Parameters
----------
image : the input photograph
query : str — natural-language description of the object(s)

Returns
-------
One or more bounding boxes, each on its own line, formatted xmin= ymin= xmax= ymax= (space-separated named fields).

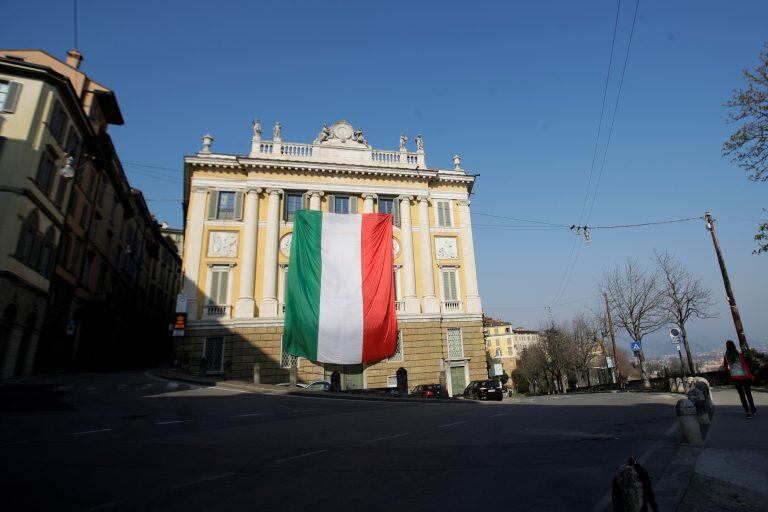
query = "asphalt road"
xmin=0 ymin=372 xmax=683 ymax=512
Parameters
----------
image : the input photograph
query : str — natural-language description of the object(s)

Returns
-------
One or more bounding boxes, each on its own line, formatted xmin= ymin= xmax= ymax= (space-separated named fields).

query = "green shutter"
xmin=327 ymin=194 xmax=335 ymax=213
xmin=350 ymin=195 xmax=358 ymax=214
xmin=4 ymin=82 xmax=22 ymax=113
xmin=393 ymin=199 xmax=400 ymax=226
xmin=302 ymin=192 xmax=308 ymax=210
xmin=209 ymin=271 xmax=220 ymax=304
xmin=234 ymin=191 xmax=244 ymax=220
xmin=207 ymin=191 xmax=218 ymax=220
xmin=219 ymin=270 xmax=229 ymax=304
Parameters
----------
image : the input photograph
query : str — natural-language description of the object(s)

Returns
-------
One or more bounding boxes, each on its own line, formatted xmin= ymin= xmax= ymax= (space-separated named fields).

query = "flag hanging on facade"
xmin=283 ymin=210 xmax=398 ymax=364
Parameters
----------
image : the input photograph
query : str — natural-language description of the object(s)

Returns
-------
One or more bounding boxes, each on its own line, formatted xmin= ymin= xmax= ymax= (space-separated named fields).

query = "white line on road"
xmin=155 ymin=420 xmax=192 ymax=425
xmin=275 ymin=449 xmax=327 ymax=463
xmin=489 ymin=413 xmax=509 ymax=418
xmin=170 ymin=472 xmax=236 ymax=490
xmin=232 ymin=413 xmax=266 ymax=418
xmin=364 ymin=433 xmax=409 ymax=443
xmin=71 ymin=429 xmax=112 ymax=436
xmin=437 ymin=420 xmax=468 ymax=429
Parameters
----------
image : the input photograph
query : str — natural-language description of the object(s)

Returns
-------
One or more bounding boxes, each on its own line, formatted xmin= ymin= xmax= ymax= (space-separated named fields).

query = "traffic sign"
xmin=669 ymin=328 xmax=682 ymax=344
xmin=631 ymin=341 xmax=642 ymax=352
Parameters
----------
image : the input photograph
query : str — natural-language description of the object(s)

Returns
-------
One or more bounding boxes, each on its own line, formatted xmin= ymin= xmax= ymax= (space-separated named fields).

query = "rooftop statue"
xmin=316 ymin=123 xmax=331 ymax=143
xmin=273 ymin=121 xmax=282 ymax=140
xmin=252 ymin=118 xmax=262 ymax=140
xmin=400 ymin=132 xmax=408 ymax=151
xmin=415 ymin=134 xmax=424 ymax=151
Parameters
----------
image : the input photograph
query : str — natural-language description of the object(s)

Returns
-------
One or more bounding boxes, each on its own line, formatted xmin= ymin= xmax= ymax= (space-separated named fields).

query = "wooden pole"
xmin=604 ymin=292 xmax=620 ymax=382
xmin=704 ymin=212 xmax=749 ymax=350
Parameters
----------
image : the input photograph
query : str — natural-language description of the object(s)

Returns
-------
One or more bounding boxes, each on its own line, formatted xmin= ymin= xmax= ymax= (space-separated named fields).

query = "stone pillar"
xmin=0 ymin=327 xmax=24 ymax=379
xmin=21 ymin=332 xmax=40 ymax=376
xmin=457 ymin=199 xmax=482 ymax=314
xmin=182 ymin=187 xmax=208 ymax=320
xmin=308 ymin=190 xmax=324 ymax=211
xmin=234 ymin=187 xmax=262 ymax=318
xmin=259 ymin=188 xmax=283 ymax=317
xmin=417 ymin=195 xmax=439 ymax=313
xmin=362 ymin=193 xmax=376 ymax=214
xmin=398 ymin=196 xmax=420 ymax=314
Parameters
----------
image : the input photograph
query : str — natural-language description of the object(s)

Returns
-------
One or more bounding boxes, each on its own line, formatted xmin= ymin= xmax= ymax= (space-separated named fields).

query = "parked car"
xmin=463 ymin=380 xmax=504 ymax=401
xmin=410 ymin=384 xmax=443 ymax=398
xmin=304 ymin=380 xmax=331 ymax=391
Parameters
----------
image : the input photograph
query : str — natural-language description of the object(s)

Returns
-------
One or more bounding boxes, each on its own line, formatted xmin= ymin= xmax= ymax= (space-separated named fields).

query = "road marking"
xmin=275 ymin=449 xmax=327 ymax=463
xmin=155 ymin=420 xmax=192 ymax=425
xmin=71 ymin=429 xmax=112 ymax=436
xmin=437 ymin=420 xmax=467 ymax=429
xmin=233 ymin=413 xmax=265 ymax=418
xmin=365 ymin=433 xmax=409 ymax=443
xmin=170 ymin=472 xmax=235 ymax=490
xmin=0 ymin=440 xmax=28 ymax=447
xmin=489 ymin=413 xmax=509 ymax=418
xmin=83 ymin=501 xmax=119 ymax=511
xmin=291 ymin=409 xmax=313 ymax=413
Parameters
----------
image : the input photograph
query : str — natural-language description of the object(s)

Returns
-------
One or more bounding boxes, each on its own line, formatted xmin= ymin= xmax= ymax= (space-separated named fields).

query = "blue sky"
xmin=4 ymin=1 xmax=767 ymax=356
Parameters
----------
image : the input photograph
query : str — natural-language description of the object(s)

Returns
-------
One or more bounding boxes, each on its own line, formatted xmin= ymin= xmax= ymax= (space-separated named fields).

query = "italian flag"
xmin=283 ymin=210 xmax=399 ymax=364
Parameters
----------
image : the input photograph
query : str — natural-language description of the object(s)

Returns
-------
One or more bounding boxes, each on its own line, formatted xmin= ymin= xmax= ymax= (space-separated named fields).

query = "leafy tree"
xmin=723 ymin=43 xmax=768 ymax=254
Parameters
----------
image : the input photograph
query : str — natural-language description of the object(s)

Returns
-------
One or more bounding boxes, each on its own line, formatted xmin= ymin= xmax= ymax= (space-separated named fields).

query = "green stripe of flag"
xmin=283 ymin=209 xmax=322 ymax=361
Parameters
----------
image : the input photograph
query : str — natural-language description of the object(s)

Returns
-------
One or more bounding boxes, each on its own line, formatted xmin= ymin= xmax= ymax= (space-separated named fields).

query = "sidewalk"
xmin=662 ymin=388 xmax=768 ymax=512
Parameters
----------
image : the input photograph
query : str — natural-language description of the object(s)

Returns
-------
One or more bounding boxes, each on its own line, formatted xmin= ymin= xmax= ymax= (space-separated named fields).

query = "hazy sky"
xmin=4 ymin=1 xmax=766 ymax=356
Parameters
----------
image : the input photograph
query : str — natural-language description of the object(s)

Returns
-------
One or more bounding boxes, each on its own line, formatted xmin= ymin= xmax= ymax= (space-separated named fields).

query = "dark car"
xmin=410 ymin=384 xmax=443 ymax=398
xmin=463 ymin=380 xmax=504 ymax=401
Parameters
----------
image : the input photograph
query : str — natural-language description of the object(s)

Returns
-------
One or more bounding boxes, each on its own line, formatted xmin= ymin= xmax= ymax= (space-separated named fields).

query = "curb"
xmin=653 ymin=445 xmax=703 ymax=511
xmin=150 ymin=369 xmax=476 ymax=405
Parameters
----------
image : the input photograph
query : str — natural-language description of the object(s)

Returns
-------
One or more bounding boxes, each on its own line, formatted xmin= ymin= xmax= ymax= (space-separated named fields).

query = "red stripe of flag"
xmin=360 ymin=213 xmax=399 ymax=363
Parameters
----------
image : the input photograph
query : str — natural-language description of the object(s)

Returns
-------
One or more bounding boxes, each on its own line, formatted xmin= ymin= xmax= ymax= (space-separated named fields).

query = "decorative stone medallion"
xmin=208 ymin=231 xmax=238 ymax=258
xmin=280 ymin=233 xmax=293 ymax=257
xmin=332 ymin=121 xmax=354 ymax=142
xmin=435 ymin=237 xmax=458 ymax=259
xmin=392 ymin=237 xmax=401 ymax=258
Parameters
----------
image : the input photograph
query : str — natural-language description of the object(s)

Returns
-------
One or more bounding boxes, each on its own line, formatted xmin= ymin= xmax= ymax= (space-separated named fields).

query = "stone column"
xmin=21 ymin=332 xmax=40 ymax=376
xmin=234 ymin=187 xmax=262 ymax=318
xmin=259 ymin=188 xmax=283 ymax=317
xmin=458 ymin=199 xmax=482 ymax=314
xmin=308 ymin=190 xmax=324 ymax=211
xmin=0 ymin=327 xmax=24 ymax=379
xmin=398 ymin=196 xmax=420 ymax=314
xmin=181 ymin=187 xmax=208 ymax=320
xmin=362 ymin=193 xmax=376 ymax=214
xmin=417 ymin=195 xmax=440 ymax=313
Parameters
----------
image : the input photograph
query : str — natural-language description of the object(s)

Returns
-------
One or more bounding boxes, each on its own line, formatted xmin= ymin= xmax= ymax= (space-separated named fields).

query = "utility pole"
xmin=604 ymin=292 xmax=620 ymax=383
xmin=704 ymin=212 xmax=749 ymax=350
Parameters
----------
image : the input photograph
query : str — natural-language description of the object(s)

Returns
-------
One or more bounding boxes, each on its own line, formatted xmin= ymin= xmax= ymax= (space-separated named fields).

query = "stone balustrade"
xmin=250 ymin=140 xmax=425 ymax=169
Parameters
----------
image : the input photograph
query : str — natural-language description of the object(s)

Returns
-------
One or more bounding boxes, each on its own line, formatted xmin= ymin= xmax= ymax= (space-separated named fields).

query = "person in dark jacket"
xmin=723 ymin=339 xmax=757 ymax=418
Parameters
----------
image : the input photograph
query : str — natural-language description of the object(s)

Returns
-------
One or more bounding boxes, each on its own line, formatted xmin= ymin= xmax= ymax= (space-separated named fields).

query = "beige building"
xmin=175 ymin=120 xmax=485 ymax=395
xmin=484 ymin=318 xmax=541 ymax=379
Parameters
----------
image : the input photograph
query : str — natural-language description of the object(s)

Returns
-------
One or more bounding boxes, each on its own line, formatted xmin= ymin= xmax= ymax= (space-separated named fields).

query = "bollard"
xmin=676 ymin=398 xmax=703 ymax=445
xmin=669 ymin=378 xmax=676 ymax=392
xmin=611 ymin=457 xmax=658 ymax=512
xmin=675 ymin=377 xmax=685 ymax=394
xmin=686 ymin=377 xmax=695 ymax=391
xmin=694 ymin=380 xmax=714 ymax=420
xmin=253 ymin=361 xmax=261 ymax=384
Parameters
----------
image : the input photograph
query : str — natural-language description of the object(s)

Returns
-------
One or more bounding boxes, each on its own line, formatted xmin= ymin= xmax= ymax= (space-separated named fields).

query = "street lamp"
xmin=59 ymin=155 xmax=76 ymax=180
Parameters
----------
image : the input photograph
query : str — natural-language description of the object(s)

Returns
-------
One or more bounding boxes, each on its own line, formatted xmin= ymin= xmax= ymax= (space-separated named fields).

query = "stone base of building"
xmin=0 ymin=274 xmax=47 ymax=380
xmin=174 ymin=315 xmax=486 ymax=396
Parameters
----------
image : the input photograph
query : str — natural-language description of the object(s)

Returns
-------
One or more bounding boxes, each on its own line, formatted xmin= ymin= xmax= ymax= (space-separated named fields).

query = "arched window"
xmin=36 ymin=227 xmax=56 ymax=276
xmin=16 ymin=210 xmax=40 ymax=266
xmin=495 ymin=348 xmax=502 ymax=358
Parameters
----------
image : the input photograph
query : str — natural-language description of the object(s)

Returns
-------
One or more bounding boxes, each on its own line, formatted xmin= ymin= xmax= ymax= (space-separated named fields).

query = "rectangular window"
xmin=49 ymin=101 xmax=68 ymax=143
xmin=441 ymin=268 xmax=459 ymax=301
xmin=387 ymin=375 xmax=398 ymax=388
xmin=507 ymin=347 xmax=514 ymax=357
xmin=79 ymin=202 xmax=90 ymax=229
xmin=436 ymin=200 xmax=453 ymax=227
xmin=64 ymin=129 xmax=82 ymax=165
xmin=217 ymin=191 xmax=235 ymax=220
xmin=207 ymin=267 xmax=230 ymax=305
xmin=35 ymin=150 xmax=56 ymax=195
xmin=203 ymin=337 xmax=225 ymax=373
xmin=280 ymin=335 xmax=299 ymax=369
xmin=334 ymin=195 xmax=350 ymax=214
xmin=447 ymin=328 xmax=464 ymax=359
xmin=284 ymin=192 xmax=304 ymax=222
xmin=0 ymin=81 xmax=21 ymax=113
xmin=378 ymin=197 xmax=400 ymax=226
xmin=388 ymin=331 xmax=404 ymax=362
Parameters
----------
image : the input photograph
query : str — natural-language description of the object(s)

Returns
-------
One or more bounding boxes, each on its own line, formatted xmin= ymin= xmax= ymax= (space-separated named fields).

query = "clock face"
xmin=280 ymin=233 xmax=292 ymax=257
xmin=392 ymin=238 xmax=401 ymax=257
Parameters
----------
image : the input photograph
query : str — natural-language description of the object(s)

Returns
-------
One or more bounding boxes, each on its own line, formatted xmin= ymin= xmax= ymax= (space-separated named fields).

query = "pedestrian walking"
xmin=723 ymin=340 xmax=757 ymax=419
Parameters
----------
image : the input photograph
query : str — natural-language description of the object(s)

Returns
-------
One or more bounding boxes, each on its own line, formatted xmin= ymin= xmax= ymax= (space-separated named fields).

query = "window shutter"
xmin=438 ymin=202 xmax=447 ymax=227
xmin=302 ymin=192 xmax=308 ymax=210
xmin=449 ymin=270 xmax=458 ymax=300
xmin=209 ymin=271 xmax=220 ymax=304
xmin=441 ymin=270 xmax=450 ymax=301
xmin=219 ymin=270 xmax=229 ymax=305
xmin=350 ymin=196 xmax=358 ymax=214
xmin=327 ymin=194 xmax=335 ymax=213
xmin=207 ymin=191 xmax=218 ymax=220
xmin=4 ymin=82 xmax=22 ymax=113
xmin=234 ymin=191 xmax=244 ymax=220
xmin=393 ymin=199 xmax=400 ymax=226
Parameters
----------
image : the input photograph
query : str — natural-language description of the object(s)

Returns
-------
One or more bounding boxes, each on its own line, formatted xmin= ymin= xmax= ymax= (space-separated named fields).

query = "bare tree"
xmin=568 ymin=313 xmax=601 ymax=387
xmin=600 ymin=259 xmax=669 ymax=387
xmin=655 ymin=252 xmax=717 ymax=374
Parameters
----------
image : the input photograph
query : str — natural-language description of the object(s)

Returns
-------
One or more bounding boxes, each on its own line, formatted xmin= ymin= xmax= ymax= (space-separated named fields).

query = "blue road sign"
xmin=631 ymin=341 xmax=642 ymax=352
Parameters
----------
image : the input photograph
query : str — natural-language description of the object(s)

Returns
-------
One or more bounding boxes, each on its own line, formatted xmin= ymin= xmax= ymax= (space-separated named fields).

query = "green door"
xmin=450 ymin=365 xmax=466 ymax=396
xmin=343 ymin=364 xmax=364 ymax=391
